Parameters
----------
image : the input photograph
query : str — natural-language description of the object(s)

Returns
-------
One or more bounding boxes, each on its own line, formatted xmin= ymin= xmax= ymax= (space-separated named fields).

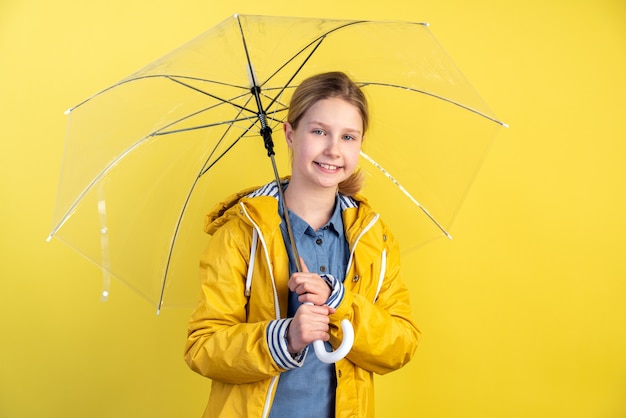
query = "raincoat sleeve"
xmin=184 ymin=220 xmax=285 ymax=384
xmin=332 ymin=224 xmax=420 ymax=375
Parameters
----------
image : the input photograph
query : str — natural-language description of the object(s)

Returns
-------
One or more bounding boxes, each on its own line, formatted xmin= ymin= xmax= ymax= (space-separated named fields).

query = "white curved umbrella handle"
xmin=312 ymin=319 xmax=354 ymax=364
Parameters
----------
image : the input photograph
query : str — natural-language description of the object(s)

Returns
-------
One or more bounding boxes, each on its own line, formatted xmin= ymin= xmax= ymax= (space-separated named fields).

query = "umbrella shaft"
xmin=269 ymin=154 xmax=303 ymax=273
xmin=250 ymin=84 xmax=299 ymax=269
xmin=251 ymin=85 xmax=276 ymax=157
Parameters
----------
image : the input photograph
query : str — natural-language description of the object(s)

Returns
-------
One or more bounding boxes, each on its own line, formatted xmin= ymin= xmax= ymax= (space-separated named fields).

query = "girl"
xmin=185 ymin=71 xmax=420 ymax=417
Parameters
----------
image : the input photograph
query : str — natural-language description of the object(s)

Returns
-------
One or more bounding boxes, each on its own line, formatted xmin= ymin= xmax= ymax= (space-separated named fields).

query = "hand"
xmin=288 ymin=257 xmax=332 ymax=306
xmin=287 ymin=304 xmax=336 ymax=354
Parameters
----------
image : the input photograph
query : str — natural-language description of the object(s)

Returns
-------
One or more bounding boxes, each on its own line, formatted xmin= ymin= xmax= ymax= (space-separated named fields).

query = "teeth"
xmin=318 ymin=163 xmax=339 ymax=170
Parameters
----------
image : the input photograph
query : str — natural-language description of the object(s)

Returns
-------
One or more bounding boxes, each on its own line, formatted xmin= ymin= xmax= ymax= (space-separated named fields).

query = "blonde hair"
xmin=287 ymin=71 xmax=369 ymax=196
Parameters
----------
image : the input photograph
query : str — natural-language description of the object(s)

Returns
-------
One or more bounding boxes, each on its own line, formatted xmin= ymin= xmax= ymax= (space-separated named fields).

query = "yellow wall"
xmin=2 ymin=0 xmax=625 ymax=417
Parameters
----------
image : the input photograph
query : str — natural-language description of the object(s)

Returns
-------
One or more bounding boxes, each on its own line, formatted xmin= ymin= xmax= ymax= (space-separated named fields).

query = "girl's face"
xmin=284 ymin=97 xmax=363 ymax=193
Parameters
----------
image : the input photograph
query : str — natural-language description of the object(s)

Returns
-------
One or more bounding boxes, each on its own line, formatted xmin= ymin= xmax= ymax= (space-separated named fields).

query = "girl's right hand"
xmin=287 ymin=304 xmax=336 ymax=354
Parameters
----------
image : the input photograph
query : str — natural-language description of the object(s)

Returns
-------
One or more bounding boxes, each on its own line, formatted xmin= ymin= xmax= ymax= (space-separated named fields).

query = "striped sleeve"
xmin=321 ymin=274 xmax=345 ymax=309
xmin=266 ymin=318 xmax=307 ymax=370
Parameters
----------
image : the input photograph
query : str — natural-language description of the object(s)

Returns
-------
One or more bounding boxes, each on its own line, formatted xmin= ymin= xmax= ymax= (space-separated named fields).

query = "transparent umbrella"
xmin=48 ymin=14 xmax=507 ymax=316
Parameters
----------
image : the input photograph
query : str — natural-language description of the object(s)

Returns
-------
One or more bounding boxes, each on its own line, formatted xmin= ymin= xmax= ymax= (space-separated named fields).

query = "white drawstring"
xmin=373 ymin=249 xmax=386 ymax=303
xmin=245 ymin=228 xmax=258 ymax=297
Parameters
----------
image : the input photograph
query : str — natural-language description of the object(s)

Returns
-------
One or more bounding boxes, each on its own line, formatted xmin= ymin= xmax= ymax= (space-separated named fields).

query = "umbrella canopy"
xmin=48 ymin=14 xmax=506 ymax=311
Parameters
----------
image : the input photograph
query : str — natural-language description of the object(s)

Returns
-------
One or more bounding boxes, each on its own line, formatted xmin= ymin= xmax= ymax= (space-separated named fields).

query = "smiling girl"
xmin=185 ymin=72 xmax=420 ymax=417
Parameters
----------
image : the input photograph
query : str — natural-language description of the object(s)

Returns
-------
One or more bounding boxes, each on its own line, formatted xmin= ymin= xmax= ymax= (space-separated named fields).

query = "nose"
xmin=324 ymin=134 xmax=341 ymax=156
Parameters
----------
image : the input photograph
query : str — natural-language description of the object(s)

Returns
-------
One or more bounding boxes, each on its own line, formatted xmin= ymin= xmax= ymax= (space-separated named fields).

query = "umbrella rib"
xmin=258 ymin=21 xmax=365 ymax=114
xmin=50 ymin=109 xmax=254 ymax=240
xmin=182 ymin=106 xmax=287 ymax=177
xmin=260 ymin=20 xmax=366 ymax=85
xmin=157 ymin=135 xmax=247 ymax=311
xmin=361 ymin=82 xmax=508 ymax=127
xmin=66 ymin=74 xmax=252 ymax=114
xmin=48 ymin=134 xmax=153 ymax=239
xmin=359 ymin=151 xmax=452 ymax=240
xmin=235 ymin=16 xmax=369 ymax=116
xmin=260 ymin=36 xmax=327 ymax=114
xmin=154 ymin=115 xmax=258 ymax=136
xmin=157 ymin=168 xmax=204 ymax=313
xmin=151 ymin=83 xmax=288 ymax=136
xmin=195 ymin=91 xmax=270 ymax=175
xmin=198 ymin=120 xmax=258 ymax=177
xmin=158 ymin=118 xmax=261 ymax=310
xmin=150 ymin=85 xmax=260 ymax=135
xmin=199 ymin=86 xmax=289 ymax=177
xmin=165 ymin=76 xmax=258 ymax=116
xmin=153 ymin=80 xmax=268 ymax=139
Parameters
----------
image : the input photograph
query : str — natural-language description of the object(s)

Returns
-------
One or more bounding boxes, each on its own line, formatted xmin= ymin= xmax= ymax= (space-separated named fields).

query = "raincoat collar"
xmin=204 ymin=178 xmax=360 ymax=236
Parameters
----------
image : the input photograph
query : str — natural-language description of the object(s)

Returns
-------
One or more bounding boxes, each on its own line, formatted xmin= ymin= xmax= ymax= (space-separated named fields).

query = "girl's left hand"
xmin=288 ymin=257 xmax=332 ymax=306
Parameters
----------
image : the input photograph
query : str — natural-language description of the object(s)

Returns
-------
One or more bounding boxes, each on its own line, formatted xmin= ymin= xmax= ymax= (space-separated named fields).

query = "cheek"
xmin=345 ymin=145 xmax=362 ymax=167
xmin=294 ymin=140 xmax=318 ymax=160
xmin=291 ymin=144 xmax=311 ymax=168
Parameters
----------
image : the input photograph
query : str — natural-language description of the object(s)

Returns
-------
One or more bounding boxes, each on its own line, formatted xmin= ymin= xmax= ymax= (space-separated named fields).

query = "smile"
xmin=316 ymin=162 xmax=341 ymax=171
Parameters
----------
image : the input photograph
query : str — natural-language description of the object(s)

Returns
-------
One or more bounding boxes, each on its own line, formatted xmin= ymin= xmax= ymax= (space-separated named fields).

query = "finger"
xmin=288 ymin=272 xmax=306 ymax=292
xmin=297 ymin=303 xmax=327 ymax=317
xmin=299 ymin=257 xmax=309 ymax=273
xmin=301 ymin=304 xmax=335 ymax=319
xmin=299 ymin=291 xmax=325 ymax=306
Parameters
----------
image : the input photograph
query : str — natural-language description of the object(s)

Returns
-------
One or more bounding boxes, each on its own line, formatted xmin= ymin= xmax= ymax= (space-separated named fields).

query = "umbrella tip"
xmin=46 ymin=233 xmax=53 ymax=242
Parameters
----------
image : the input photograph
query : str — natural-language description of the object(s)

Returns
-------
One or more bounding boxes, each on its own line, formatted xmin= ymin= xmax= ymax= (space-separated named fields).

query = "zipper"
xmin=262 ymin=376 xmax=278 ymax=418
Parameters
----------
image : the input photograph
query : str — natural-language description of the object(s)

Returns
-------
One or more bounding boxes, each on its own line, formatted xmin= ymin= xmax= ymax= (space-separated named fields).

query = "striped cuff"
xmin=321 ymin=274 xmax=345 ymax=309
xmin=266 ymin=318 xmax=307 ymax=370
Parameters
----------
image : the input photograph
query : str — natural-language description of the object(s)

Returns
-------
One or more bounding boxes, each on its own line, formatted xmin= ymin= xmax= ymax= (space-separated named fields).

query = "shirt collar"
xmin=279 ymin=193 xmax=344 ymax=240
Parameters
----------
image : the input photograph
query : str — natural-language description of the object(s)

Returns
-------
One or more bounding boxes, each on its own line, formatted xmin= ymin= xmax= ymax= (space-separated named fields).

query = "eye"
xmin=343 ymin=133 xmax=362 ymax=142
xmin=312 ymin=128 xmax=325 ymax=136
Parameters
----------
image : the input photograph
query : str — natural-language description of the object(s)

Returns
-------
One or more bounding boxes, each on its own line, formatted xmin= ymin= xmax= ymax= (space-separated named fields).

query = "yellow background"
xmin=2 ymin=0 xmax=625 ymax=417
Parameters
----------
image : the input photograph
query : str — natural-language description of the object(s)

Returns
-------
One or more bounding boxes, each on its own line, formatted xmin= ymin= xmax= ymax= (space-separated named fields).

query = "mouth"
xmin=315 ymin=162 xmax=342 ymax=172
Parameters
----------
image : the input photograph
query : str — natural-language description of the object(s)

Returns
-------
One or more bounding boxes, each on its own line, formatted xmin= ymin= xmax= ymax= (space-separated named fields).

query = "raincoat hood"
xmin=203 ymin=183 xmax=262 ymax=235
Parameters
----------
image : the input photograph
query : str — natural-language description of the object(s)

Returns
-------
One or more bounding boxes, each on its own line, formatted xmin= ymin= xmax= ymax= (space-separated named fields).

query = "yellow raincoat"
xmin=185 ymin=181 xmax=420 ymax=417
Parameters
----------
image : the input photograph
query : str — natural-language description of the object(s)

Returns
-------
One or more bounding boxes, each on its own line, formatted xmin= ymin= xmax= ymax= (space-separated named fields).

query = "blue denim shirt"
xmin=269 ymin=195 xmax=348 ymax=418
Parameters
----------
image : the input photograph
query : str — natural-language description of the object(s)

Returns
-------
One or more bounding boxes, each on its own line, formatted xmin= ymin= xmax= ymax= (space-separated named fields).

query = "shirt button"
xmin=320 ymin=266 xmax=327 ymax=273
xmin=352 ymin=275 xmax=359 ymax=282
xmin=337 ymin=370 xmax=342 ymax=378
xmin=316 ymin=238 xmax=323 ymax=245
